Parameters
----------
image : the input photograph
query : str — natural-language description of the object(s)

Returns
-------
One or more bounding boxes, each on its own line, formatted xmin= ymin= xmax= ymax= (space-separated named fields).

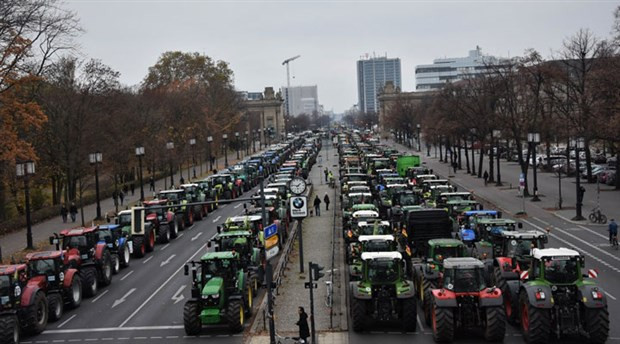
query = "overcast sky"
xmin=65 ymin=0 xmax=618 ymax=113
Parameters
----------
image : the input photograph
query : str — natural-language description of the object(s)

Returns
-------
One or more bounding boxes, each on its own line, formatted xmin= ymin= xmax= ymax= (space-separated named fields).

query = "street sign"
xmin=290 ymin=196 xmax=308 ymax=218
xmin=264 ymin=224 xmax=277 ymax=239
xmin=265 ymin=235 xmax=279 ymax=249
xmin=304 ymin=282 xmax=317 ymax=289
xmin=265 ymin=246 xmax=279 ymax=261
xmin=519 ymin=173 xmax=525 ymax=189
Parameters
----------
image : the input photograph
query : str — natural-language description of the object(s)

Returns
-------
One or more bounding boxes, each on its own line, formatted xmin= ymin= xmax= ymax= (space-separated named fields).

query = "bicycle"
xmin=589 ymin=207 xmax=607 ymax=224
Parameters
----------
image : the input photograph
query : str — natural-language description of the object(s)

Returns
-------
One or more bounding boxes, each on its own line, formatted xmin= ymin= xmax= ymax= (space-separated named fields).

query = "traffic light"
xmin=311 ymin=263 xmax=325 ymax=280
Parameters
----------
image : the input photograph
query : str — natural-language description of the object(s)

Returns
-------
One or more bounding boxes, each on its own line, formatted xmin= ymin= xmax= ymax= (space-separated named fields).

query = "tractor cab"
xmin=56 ymin=227 xmax=100 ymax=264
xmin=445 ymin=200 xmax=482 ymax=221
xmin=0 ymin=264 xmax=28 ymax=311
xmin=493 ymin=230 xmax=548 ymax=276
xmin=425 ymin=239 xmax=467 ymax=270
xmin=474 ymin=218 xmax=520 ymax=246
xmin=361 ymin=252 xmax=405 ymax=285
xmin=25 ymin=251 xmax=65 ymax=289
xmin=442 ymin=257 xmax=487 ymax=293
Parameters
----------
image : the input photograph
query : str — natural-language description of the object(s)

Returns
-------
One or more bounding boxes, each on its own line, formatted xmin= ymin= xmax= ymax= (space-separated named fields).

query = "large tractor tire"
xmin=245 ymin=284 xmax=253 ymax=317
xmin=158 ymin=224 xmax=170 ymax=244
xmin=227 ymin=300 xmax=244 ymax=333
xmin=133 ymin=236 xmax=146 ymax=258
xmin=432 ymin=305 xmax=454 ymax=343
xmin=99 ymin=250 xmax=113 ymax=286
xmin=21 ymin=291 xmax=48 ymax=335
xmin=519 ymin=291 xmax=551 ymax=344
xmin=350 ymin=297 xmax=367 ymax=332
xmin=120 ymin=245 xmax=131 ymax=267
xmin=493 ymin=267 xmax=508 ymax=291
xmin=401 ymin=297 xmax=417 ymax=332
xmin=185 ymin=210 xmax=194 ymax=227
xmin=146 ymin=229 xmax=156 ymax=252
xmin=111 ymin=254 xmax=120 ymax=275
xmin=47 ymin=293 xmax=64 ymax=322
xmin=66 ymin=276 xmax=82 ymax=309
xmin=183 ymin=301 xmax=202 ymax=335
xmin=484 ymin=306 xmax=506 ymax=342
xmin=585 ymin=307 xmax=609 ymax=344
xmin=195 ymin=207 xmax=203 ymax=221
xmin=423 ymin=289 xmax=432 ymax=326
xmin=169 ymin=220 xmax=179 ymax=239
xmin=81 ymin=266 xmax=98 ymax=297
xmin=0 ymin=315 xmax=19 ymax=344
xmin=176 ymin=216 xmax=185 ymax=232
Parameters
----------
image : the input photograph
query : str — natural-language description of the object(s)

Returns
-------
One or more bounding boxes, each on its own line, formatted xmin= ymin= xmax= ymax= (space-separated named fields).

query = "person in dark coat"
xmin=69 ymin=202 xmax=78 ymax=223
xmin=313 ymin=195 xmax=321 ymax=216
xmin=483 ymin=170 xmax=489 ymax=186
xmin=149 ymin=176 xmax=155 ymax=191
xmin=324 ymin=193 xmax=330 ymax=211
xmin=60 ymin=203 xmax=68 ymax=223
xmin=119 ymin=190 xmax=125 ymax=206
xmin=296 ymin=306 xmax=310 ymax=343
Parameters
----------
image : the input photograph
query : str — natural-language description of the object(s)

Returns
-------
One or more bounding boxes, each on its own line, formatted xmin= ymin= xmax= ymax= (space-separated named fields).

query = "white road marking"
xmin=90 ymin=290 xmax=109 ymax=303
xmin=576 ymin=224 xmax=609 ymax=240
xmin=416 ymin=314 xmax=424 ymax=332
xmin=234 ymin=203 xmax=242 ymax=209
xmin=605 ymin=291 xmax=617 ymax=301
xmin=171 ymin=285 xmax=186 ymax=304
xmin=160 ymin=244 xmax=170 ymax=251
xmin=56 ymin=314 xmax=77 ymax=328
xmin=191 ymin=232 xmax=202 ymax=241
xmin=160 ymin=254 xmax=176 ymax=267
xmin=142 ymin=256 xmax=153 ymax=264
xmin=177 ymin=233 xmax=184 ymax=238
xmin=219 ymin=204 xmax=227 ymax=208
xmin=112 ymin=288 xmax=136 ymax=308
xmin=120 ymin=270 xmax=134 ymax=281
xmin=212 ymin=216 xmax=221 ymax=223
xmin=119 ymin=243 xmax=207 ymax=327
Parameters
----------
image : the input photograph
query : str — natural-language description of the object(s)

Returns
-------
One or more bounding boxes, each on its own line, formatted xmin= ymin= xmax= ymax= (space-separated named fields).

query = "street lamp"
xmin=135 ymin=146 xmax=145 ymax=201
xmin=166 ymin=142 xmax=174 ymax=187
xmin=190 ymin=138 xmax=196 ymax=179
xmin=245 ymin=130 xmax=249 ymax=155
xmin=222 ymin=134 xmax=228 ymax=168
xmin=493 ymin=130 xmax=502 ymax=186
xmin=528 ymin=132 xmax=541 ymax=201
xmin=89 ymin=152 xmax=103 ymax=219
xmin=16 ymin=161 xmax=35 ymax=250
xmin=573 ymin=137 xmax=586 ymax=221
xmin=416 ymin=124 xmax=421 ymax=152
xmin=207 ymin=136 xmax=213 ymax=171
xmin=235 ymin=132 xmax=240 ymax=159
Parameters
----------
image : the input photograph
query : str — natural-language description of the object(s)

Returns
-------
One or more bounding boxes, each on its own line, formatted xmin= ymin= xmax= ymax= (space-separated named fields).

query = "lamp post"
xmin=135 ymin=147 xmax=145 ymax=201
xmin=16 ymin=161 xmax=35 ymax=250
xmin=573 ymin=137 xmax=585 ymax=221
xmin=235 ymin=132 xmax=240 ymax=159
xmin=166 ymin=142 xmax=174 ymax=187
xmin=528 ymin=132 xmax=541 ymax=201
xmin=245 ymin=130 xmax=249 ymax=155
xmin=207 ymin=136 xmax=213 ymax=171
xmin=190 ymin=138 xmax=196 ymax=179
xmin=222 ymin=134 xmax=228 ymax=168
xmin=416 ymin=124 xmax=421 ymax=152
xmin=88 ymin=152 xmax=103 ymax=219
xmin=493 ymin=130 xmax=502 ymax=186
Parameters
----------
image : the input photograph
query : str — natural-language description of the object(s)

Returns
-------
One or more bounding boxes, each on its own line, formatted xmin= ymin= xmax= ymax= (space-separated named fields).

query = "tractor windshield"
xmin=433 ymin=246 xmax=462 ymax=260
xmin=365 ymin=241 xmax=393 ymax=252
xmin=367 ymin=259 xmax=399 ymax=283
xmin=118 ymin=213 xmax=131 ymax=226
xmin=202 ymin=259 xmax=230 ymax=280
xmin=0 ymin=276 xmax=10 ymax=299
xmin=162 ymin=193 xmax=181 ymax=202
xmin=398 ymin=193 xmax=419 ymax=206
xmin=444 ymin=268 xmax=486 ymax=292
xmin=506 ymin=239 xmax=535 ymax=257
xmin=213 ymin=176 xmax=228 ymax=185
xmin=29 ymin=259 xmax=56 ymax=277
xmin=220 ymin=237 xmax=248 ymax=252
xmin=544 ymin=258 xmax=579 ymax=284
xmin=63 ymin=235 xmax=88 ymax=251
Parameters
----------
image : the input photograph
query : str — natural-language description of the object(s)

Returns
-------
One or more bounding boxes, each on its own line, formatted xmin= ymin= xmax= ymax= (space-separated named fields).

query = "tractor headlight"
xmin=445 ymin=283 xmax=454 ymax=291
xmin=592 ymin=290 xmax=603 ymax=300
xmin=535 ymin=290 xmax=546 ymax=300
xmin=210 ymin=294 xmax=220 ymax=299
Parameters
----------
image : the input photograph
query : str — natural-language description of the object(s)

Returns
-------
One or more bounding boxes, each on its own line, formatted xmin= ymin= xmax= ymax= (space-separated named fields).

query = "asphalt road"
xmin=25 ymin=185 xmax=264 ymax=344
xmin=347 ymin=142 xmax=620 ymax=344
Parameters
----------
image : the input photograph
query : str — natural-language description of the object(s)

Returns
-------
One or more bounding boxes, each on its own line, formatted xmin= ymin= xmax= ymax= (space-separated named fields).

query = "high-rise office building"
xmin=283 ymin=85 xmax=319 ymax=117
xmin=357 ymin=55 xmax=402 ymax=113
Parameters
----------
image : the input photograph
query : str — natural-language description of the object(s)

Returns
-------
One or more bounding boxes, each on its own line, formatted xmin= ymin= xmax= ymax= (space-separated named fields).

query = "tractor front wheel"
xmin=111 ymin=254 xmax=120 ymax=275
xmin=21 ymin=291 xmax=48 ymax=335
xmin=47 ymin=293 xmax=64 ymax=322
xmin=0 ymin=315 xmax=19 ymax=344
xmin=245 ymin=285 xmax=253 ymax=316
xmin=484 ymin=306 xmax=506 ymax=342
xmin=183 ymin=301 xmax=202 ymax=335
xmin=158 ymin=224 xmax=170 ymax=244
xmin=401 ymin=297 xmax=417 ymax=332
xmin=133 ymin=236 xmax=146 ymax=258
xmin=227 ymin=300 xmax=244 ymax=333
xmin=169 ymin=221 xmax=178 ymax=239
xmin=146 ymin=229 xmax=156 ymax=252
xmin=66 ymin=276 xmax=82 ymax=309
xmin=584 ymin=307 xmax=609 ymax=344
xmin=423 ymin=290 xmax=432 ymax=326
xmin=81 ymin=266 xmax=98 ymax=297
xmin=100 ymin=250 xmax=113 ymax=286
xmin=350 ymin=297 xmax=367 ymax=332
xmin=432 ymin=305 xmax=454 ymax=343
xmin=120 ymin=245 xmax=131 ymax=267
xmin=519 ymin=291 xmax=550 ymax=344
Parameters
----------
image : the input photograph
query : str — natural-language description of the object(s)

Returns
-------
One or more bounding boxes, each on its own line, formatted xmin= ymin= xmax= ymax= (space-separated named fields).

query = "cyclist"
xmin=609 ymin=219 xmax=618 ymax=245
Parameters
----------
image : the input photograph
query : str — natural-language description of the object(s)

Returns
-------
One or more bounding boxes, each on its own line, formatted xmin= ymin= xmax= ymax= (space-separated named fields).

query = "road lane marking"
xmin=160 ymin=244 xmax=170 ymax=251
xmin=416 ymin=314 xmax=424 ymax=332
xmin=160 ymin=254 xmax=176 ymax=267
xmin=234 ymin=203 xmax=242 ymax=209
xmin=605 ymin=291 xmax=617 ymax=301
xmin=120 ymin=270 xmax=134 ymax=281
xmin=576 ymin=224 xmax=609 ymax=240
xmin=56 ymin=314 xmax=76 ymax=328
xmin=46 ymin=326 xmax=184 ymax=333
xmin=539 ymin=220 xmax=620 ymax=263
xmin=171 ymin=285 xmax=186 ymax=304
xmin=142 ymin=256 xmax=153 ymax=264
xmin=212 ymin=216 xmax=221 ymax=223
xmin=191 ymin=232 xmax=202 ymax=241
xmin=219 ymin=204 xmax=227 ymax=208
xmin=112 ymin=288 xmax=136 ymax=308
xmin=90 ymin=290 xmax=109 ymax=303
xmin=177 ymin=233 xmax=184 ymax=238
xmin=118 ymin=243 xmax=207 ymax=327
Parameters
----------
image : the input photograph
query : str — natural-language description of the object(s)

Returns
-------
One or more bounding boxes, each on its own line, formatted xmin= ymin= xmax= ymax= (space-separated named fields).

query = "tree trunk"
xmin=585 ymin=140 xmax=593 ymax=183
xmin=439 ymin=140 xmax=444 ymax=162
xmin=0 ymin=162 xmax=6 ymax=221
xmin=488 ymin=143 xmax=495 ymax=183
xmin=464 ymin=141 xmax=470 ymax=173
xmin=478 ymin=145 xmax=484 ymax=178
xmin=615 ymin=150 xmax=620 ymax=190
xmin=517 ymin=140 xmax=530 ymax=196
xmin=457 ymin=141 xmax=462 ymax=169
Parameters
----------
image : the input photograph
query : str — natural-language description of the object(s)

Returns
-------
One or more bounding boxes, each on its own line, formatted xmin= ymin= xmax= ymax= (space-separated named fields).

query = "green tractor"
xmin=348 ymin=235 xmax=399 ymax=281
xmin=183 ymin=251 xmax=253 ymax=334
xmin=349 ymin=252 xmax=417 ymax=332
xmin=345 ymin=219 xmax=392 ymax=245
xmin=209 ymin=230 xmax=263 ymax=290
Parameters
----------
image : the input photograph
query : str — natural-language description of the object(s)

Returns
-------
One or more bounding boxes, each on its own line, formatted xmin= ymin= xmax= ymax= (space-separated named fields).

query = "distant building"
xmin=238 ymin=91 xmax=264 ymax=101
xmin=357 ymin=55 xmax=402 ymax=113
xmin=415 ymin=46 xmax=511 ymax=91
xmin=283 ymin=85 xmax=319 ymax=117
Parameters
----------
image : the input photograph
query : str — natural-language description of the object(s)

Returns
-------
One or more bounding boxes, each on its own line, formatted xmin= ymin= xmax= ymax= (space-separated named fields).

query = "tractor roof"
xmin=425 ymin=179 xmax=449 ymax=184
xmin=532 ymin=248 xmax=580 ymax=259
xmin=228 ymin=215 xmax=262 ymax=222
xmin=428 ymin=238 xmax=464 ymax=247
xmin=26 ymin=251 xmax=63 ymax=261
xmin=443 ymin=257 xmax=485 ymax=269
xmin=478 ymin=218 xmax=516 ymax=225
xmin=464 ymin=210 xmax=498 ymax=216
xmin=99 ymin=224 xmax=120 ymax=231
xmin=417 ymin=174 xmax=437 ymax=178
xmin=386 ymin=184 xmax=407 ymax=188
xmin=0 ymin=264 xmax=26 ymax=276
xmin=118 ymin=210 xmax=132 ymax=215
xmin=358 ymin=235 xmax=394 ymax=242
xmin=351 ymin=204 xmax=377 ymax=210
xmin=361 ymin=252 xmax=402 ymax=261
xmin=60 ymin=226 xmax=98 ymax=236
xmin=348 ymin=192 xmax=372 ymax=197
xmin=358 ymin=220 xmax=390 ymax=227
xmin=346 ymin=181 xmax=368 ymax=185
xmin=144 ymin=199 xmax=168 ymax=206
xmin=501 ymin=230 xmax=545 ymax=239
xmin=352 ymin=210 xmax=379 ymax=218
xmin=180 ymin=183 xmax=198 ymax=188
xmin=159 ymin=189 xmax=184 ymax=193
xmin=441 ymin=192 xmax=472 ymax=196
xmin=216 ymin=230 xmax=252 ymax=238
xmin=200 ymin=251 xmax=239 ymax=261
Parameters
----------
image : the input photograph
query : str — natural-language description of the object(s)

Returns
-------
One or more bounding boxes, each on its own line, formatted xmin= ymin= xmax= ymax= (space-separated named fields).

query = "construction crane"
xmin=282 ymin=55 xmax=301 ymax=88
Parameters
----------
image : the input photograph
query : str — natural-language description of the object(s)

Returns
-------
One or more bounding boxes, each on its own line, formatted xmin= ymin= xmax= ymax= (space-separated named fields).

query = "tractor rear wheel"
xmin=227 ymin=300 xmax=244 ymax=333
xmin=146 ymin=229 xmax=156 ymax=252
xmin=111 ymin=254 xmax=120 ymax=275
xmin=350 ymin=297 xmax=367 ymax=332
xmin=169 ymin=220 xmax=178 ymax=239
xmin=432 ymin=305 xmax=454 ymax=343
xmin=519 ymin=291 xmax=550 ymax=344
xmin=245 ymin=285 xmax=253 ymax=316
xmin=195 ymin=207 xmax=203 ymax=221
xmin=484 ymin=306 xmax=506 ymax=342
xmin=0 ymin=315 xmax=19 ymax=344
xmin=47 ymin=293 xmax=64 ymax=322
xmin=183 ymin=301 xmax=202 ymax=335
xmin=81 ymin=266 xmax=98 ymax=297
xmin=100 ymin=250 xmax=113 ymax=286
xmin=21 ymin=291 xmax=48 ymax=335
xmin=401 ymin=297 xmax=417 ymax=332
xmin=158 ymin=224 xmax=170 ymax=244
xmin=176 ymin=216 xmax=185 ymax=232
xmin=120 ymin=245 xmax=131 ymax=267
xmin=133 ymin=236 xmax=146 ymax=258
xmin=584 ymin=307 xmax=609 ymax=344
xmin=423 ymin=289 xmax=432 ymax=326
xmin=66 ymin=276 xmax=82 ymax=309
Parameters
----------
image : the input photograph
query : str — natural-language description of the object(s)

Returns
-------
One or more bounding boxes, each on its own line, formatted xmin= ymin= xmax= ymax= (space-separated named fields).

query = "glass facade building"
xmin=357 ymin=56 xmax=402 ymax=113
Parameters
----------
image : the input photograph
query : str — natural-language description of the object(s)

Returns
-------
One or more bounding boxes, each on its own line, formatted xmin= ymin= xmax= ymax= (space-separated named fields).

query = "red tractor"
xmin=143 ymin=199 xmax=179 ymax=243
xmin=0 ymin=264 xmax=48 ymax=342
xmin=25 ymin=251 xmax=82 ymax=322
xmin=50 ymin=226 xmax=113 ymax=297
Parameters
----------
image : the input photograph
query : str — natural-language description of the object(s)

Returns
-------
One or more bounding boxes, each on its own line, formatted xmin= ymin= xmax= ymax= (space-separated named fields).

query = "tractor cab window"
xmin=118 ymin=213 xmax=132 ymax=226
xmin=0 ymin=276 xmax=10 ymax=299
xmin=29 ymin=259 xmax=56 ymax=277
xmin=433 ymin=246 xmax=461 ymax=261
xmin=221 ymin=238 xmax=247 ymax=253
xmin=202 ymin=260 xmax=227 ymax=280
xmin=163 ymin=193 xmax=181 ymax=202
xmin=98 ymin=230 xmax=114 ymax=243
xmin=544 ymin=258 xmax=579 ymax=284
xmin=367 ymin=259 xmax=399 ymax=283
xmin=398 ymin=193 xmax=418 ymax=206
xmin=63 ymin=235 xmax=88 ymax=251
xmin=444 ymin=268 xmax=486 ymax=292
xmin=506 ymin=239 xmax=534 ymax=257
xmin=365 ymin=241 xmax=392 ymax=252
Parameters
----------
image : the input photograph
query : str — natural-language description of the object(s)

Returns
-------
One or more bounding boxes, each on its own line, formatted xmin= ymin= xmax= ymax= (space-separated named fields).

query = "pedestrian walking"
xmin=296 ymin=307 xmax=310 ymax=343
xmin=328 ymin=171 xmax=334 ymax=188
xmin=122 ymin=184 xmax=129 ymax=196
xmin=60 ymin=203 xmax=68 ymax=223
xmin=324 ymin=168 xmax=328 ymax=182
xmin=609 ymin=219 xmax=618 ymax=244
xmin=324 ymin=193 xmax=330 ymax=211
xmin=149 ymin=176 xmax=155 ymax=191
xmin=130 ymin=182 xmax=135 ymax=196
xmin=180 ymin=176 xmax=185 ymax=185
xmin=119 ymin=190 xmax=125 ymax=206
xmin=452 ymin=161 xmax=458 ymax=173
xmin=313 ymin=195 xmax=321 ymax=216
xmin=69 ymin=202 xmax=78 ymax=223
xmin=483 ymin=170 xmax=489 ymax=186
xmin=112 ymin=190 xmax=119 ymax=207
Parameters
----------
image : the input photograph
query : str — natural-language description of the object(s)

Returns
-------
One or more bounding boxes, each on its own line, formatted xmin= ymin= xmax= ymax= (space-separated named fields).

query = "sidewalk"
xmin=0 ymin=149 xmax=256 ymax=261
